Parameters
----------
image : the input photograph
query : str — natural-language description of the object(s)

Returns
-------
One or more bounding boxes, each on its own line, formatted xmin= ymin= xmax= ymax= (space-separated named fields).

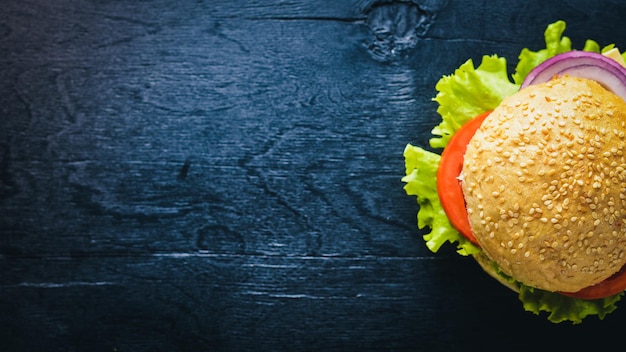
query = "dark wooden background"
xmin=3 ymin=0 xmax=626 ymax=351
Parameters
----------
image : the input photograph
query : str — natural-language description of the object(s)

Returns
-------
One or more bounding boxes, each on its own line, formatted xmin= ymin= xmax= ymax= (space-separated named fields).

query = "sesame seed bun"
xmin=462 ymin=75 xmax=626 ymax=293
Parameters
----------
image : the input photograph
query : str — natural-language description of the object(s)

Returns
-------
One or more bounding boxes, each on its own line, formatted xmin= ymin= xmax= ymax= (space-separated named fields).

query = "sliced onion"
xmin=520 ymin=51 xmax=626 ymax=101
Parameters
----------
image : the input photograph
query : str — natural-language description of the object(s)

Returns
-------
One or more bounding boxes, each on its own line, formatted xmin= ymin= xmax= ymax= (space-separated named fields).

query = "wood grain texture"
xmin=3 ymin=0 xmax=626 ymax=351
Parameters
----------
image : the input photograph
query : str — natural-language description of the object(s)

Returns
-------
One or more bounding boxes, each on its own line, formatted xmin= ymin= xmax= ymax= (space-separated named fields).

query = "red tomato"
xmin=560 ymin=266 xmax=626 ymax=300
xmin=436 ymin=110 xmax=491 ymax=245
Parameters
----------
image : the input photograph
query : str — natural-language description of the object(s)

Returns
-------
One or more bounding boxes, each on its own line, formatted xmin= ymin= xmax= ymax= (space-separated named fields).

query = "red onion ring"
xmin=520 ymin=51 xmax=626 ymax=101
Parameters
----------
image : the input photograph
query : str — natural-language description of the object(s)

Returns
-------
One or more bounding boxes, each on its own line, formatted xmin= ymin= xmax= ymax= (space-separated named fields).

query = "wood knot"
xmin=362 ymin=0 xmax=443 ymax=61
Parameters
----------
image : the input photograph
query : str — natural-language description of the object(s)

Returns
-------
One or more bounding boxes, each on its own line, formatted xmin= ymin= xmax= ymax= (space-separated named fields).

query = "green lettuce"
xmin=403 ymin=20 xmax=624 ymax=324
xmin=520 ymin=286 xmax=623 ymax=324
xmin=512 ymin=20 xmax=626 ymax=84
xmin=512 ymin=20 xmax=572 ymax=84
xmin=430 ymin=55 xmax=519 ymax=148
xmin=401 ymin=145 xmax=480 ymax=256
xmin=493 ymin=262 xmax=622 ymax=324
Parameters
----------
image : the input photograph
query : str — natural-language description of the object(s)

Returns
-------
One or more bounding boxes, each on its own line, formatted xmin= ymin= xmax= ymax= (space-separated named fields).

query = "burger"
xmin=402 ymin=20 xmax=626 ymax=323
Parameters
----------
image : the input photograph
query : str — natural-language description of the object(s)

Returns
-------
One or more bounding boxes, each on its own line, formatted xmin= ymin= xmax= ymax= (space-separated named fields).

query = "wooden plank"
xmin=0 ymin=254 xmax=523 ymax=351
xmin=3 ymin=1 xmax=451 ymax=257
xmin=4 ymin=0 xmax=626 ymax=350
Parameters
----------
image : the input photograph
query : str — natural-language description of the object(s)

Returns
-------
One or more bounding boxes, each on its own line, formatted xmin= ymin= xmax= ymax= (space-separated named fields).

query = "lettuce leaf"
xmin=491 ymin=262 xmax=622 ymax=324
xmin=512 ymin=20 xmax=572 ymax=84
xmin=520 ymin=286 xmax=623 ymax=324
xmin=430 ymin=55 xmax=518 ymax=149
xmin=403 ymin=20 xmax=624 ymax=324
xmin=401 ymin=144 xmax=480 ymax=256
xmin=512 ymin=20 xmax=615 ymax=84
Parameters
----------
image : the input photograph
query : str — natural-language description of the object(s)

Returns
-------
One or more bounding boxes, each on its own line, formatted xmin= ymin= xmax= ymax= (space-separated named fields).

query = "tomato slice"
xmin=436 ymin=111 xmax=492 ymax=245
xmin=559 ymin=265 xmax=626 ymax=300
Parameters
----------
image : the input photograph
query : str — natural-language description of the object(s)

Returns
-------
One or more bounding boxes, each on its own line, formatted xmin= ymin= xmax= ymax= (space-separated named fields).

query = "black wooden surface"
xmin=3 ymin=1 xmax=626 ymax=351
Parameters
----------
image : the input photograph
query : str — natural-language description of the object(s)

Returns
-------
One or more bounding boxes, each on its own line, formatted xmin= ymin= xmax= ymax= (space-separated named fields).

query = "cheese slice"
xmin=603 ymin=47 xmax=626 ymax=67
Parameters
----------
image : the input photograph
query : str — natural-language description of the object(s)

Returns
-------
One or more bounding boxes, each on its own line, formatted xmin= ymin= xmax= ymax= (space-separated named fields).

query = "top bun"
xmin=462 ymin=75 xmax=626 ymax=293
